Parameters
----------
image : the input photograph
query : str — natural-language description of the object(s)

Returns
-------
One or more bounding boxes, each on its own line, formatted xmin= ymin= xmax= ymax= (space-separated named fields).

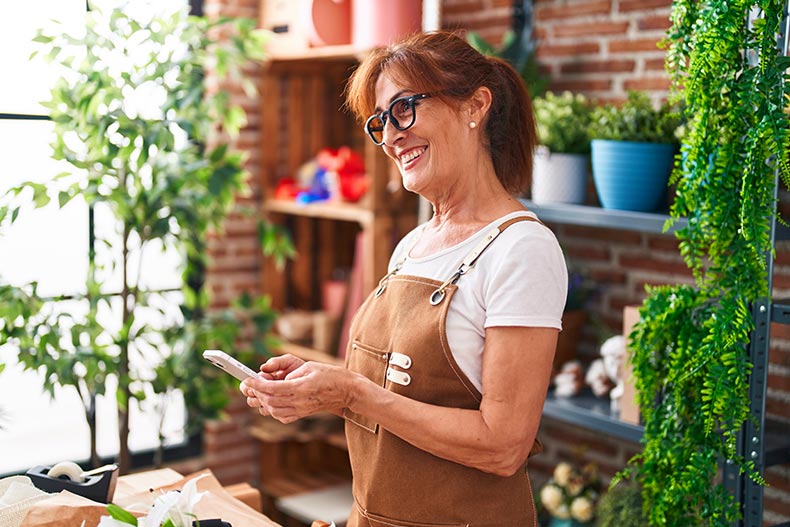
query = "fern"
xmin=622 ymin=0 xmax=790 ymax=523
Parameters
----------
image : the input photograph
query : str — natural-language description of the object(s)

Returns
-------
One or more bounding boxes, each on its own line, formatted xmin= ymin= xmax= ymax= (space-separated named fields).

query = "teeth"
xmin=401 ymin=147 xmax=425 ymax=163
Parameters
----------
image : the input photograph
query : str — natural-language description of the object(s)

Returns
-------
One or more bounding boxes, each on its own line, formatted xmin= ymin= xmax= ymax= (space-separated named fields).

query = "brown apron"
xmin=343 ymin=216 xmax=541 ymax=527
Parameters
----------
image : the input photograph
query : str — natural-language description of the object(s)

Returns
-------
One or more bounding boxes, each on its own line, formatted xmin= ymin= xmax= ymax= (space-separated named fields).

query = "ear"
xmin=467 ymin=86 xmax=493 ymax=125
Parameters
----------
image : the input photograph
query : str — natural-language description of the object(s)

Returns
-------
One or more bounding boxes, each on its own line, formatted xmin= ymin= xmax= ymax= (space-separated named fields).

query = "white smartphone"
xmin=203 ymin=349 xmax=260 ymax=382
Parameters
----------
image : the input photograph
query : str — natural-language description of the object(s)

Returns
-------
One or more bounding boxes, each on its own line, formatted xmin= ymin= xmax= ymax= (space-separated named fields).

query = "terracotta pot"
xmin=555 ymin=310 xmax=587 ymax=370
xmin=352 ymin=0 xmax=422 ymax=49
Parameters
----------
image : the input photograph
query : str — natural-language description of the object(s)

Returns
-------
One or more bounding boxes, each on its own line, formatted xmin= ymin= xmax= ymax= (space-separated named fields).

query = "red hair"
xmin=345 ymin=31 xmax=537 ymax=195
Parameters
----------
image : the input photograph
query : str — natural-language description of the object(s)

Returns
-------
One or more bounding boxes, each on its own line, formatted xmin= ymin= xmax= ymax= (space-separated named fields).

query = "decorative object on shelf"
xmin=539 ymin=460 xmax=600 ymax=526
xmin=618 ymin=1 xmax=790 ymax=524
xmin=352 ymin=0 xmax=422 ymax=49
xmin=275 ymin=146 xmax=368 ymax=204
xmin=584 ymin=335 xmax=625 ymax=412
xmin=306 ymin=0 xmax=351 ymax=47
xmin=259 ymin=0 xmax=310 ymax=55
xmin=553 ymin=360 xmax=584 ymax=397
xmin=618 ymin=306 xmax=640 ymax=426
xmin=588 ymin=91 xmax=681 ymax=212
xmin=531 ymin=92 xmax=593 ymax=205
xmin=554 ymin=269 xmax=595 ymax=370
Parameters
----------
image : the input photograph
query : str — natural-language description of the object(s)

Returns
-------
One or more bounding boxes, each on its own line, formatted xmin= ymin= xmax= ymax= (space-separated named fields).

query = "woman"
xmin=242 ymin=31 xmax=567 ymax=527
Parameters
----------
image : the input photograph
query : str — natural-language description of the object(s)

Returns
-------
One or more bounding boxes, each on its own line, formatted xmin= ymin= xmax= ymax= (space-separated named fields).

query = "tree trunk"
xmin=87 ymin=394 xmax=100 ymax=468
xmin=118 ymin=221 xmax=132 ymax=474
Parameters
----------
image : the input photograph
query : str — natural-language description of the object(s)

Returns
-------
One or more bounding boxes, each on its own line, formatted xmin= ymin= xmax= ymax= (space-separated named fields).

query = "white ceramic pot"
xmin=531 ymin=148 xmax=588 ymax=205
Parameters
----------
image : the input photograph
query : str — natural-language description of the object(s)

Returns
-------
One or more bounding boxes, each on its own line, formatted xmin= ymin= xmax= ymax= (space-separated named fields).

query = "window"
xmin=0 ymin=0 xmax=199 ymax=475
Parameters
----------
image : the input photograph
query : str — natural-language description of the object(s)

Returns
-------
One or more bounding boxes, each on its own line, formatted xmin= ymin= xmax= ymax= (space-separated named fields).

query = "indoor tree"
xmin=620 ymin=1 xmax=790 ymax=525
xmin=0 ymin=0 xmax=275 ymax=473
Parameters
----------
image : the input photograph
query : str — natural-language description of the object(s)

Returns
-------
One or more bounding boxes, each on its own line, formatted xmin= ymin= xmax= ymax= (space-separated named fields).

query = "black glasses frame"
xmin=364 ymin=93 xmax=431 ymax=146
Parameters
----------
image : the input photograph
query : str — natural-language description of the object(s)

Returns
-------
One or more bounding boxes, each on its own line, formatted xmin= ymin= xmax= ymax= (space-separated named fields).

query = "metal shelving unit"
xmin=542 ymin=389 xmax=643 ymax=443
xmin=528 ymin=198 xmax=790 ymax=525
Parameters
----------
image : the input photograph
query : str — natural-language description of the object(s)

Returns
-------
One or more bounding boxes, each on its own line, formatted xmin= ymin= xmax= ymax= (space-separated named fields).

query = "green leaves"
xmin=106 ymin=503 xmax=138 ymax=525
xmin=624 ymin=0 xmax=790 ymax=525
xmin=588 ymin=91 xmax=682 ymax=143
xmin=532 ymin=91 xmax=593 ymax=154
xmin=0 ymin=3 xmax=276 ymax=469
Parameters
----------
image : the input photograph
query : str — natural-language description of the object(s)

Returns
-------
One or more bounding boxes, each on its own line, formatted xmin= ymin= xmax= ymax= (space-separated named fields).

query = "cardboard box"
xmin=620 ymin=306 xmax=641 ymax=425
xmin=259 ymin=0 xmax=309 ymax=56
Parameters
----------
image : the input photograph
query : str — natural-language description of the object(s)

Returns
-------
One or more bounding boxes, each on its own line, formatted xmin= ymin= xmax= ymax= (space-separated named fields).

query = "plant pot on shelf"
xmin=554 ymin=309 xmax=587 ymax=370
xmin=591 ymin=139 xmax=675 ymax=212
xmin=548 ymin=518 xmax=590 ymax=527
xmin=531 ymin=147 xmax=588 ymax=205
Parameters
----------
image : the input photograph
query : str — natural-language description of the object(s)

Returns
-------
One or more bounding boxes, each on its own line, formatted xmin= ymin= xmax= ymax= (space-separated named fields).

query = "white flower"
xmin=553 ymin=503 xmax=571 ymax=520
xmin=142 ymin=474 xmax=207 ymax=527
xmin=97 ymin=518 xmax=133 ymax=527
xmin=553 ymin=462 xmax=574 ymax=487
xmin=570 ymin=495 xmax=595 ymax=523
xmin=99 ymin=474 xmax=207 ymax=527
xmin=539 ymin=483 xmax=563 ymax=513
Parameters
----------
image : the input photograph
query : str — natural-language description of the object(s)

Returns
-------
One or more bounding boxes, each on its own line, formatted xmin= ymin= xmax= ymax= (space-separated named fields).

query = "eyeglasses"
xmin=364 ymin=93 xmax=431 ymax=146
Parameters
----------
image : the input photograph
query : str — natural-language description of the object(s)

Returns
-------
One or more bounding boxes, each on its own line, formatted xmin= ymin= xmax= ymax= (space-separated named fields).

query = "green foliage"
xmin=621 ymin=1 xmax=790 ymax=525
xmin=466 ymin=30 xmax=549 ymax=99
xmin=532 ymin=91 xmax=593 ymax=154
xmin=588 ymin=91 xmax=681 ymax=144
xmin=0 ymin=0 xmax=274 ymax=470
xmin=106 ymin=503 xmax=138 ymax=525
xmin=595 ymin=483 xmax=648 ymax=527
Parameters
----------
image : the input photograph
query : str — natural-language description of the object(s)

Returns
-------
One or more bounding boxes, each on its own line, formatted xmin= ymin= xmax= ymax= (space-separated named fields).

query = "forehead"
xmin=374 ymin=73 xmax=406 ymax=108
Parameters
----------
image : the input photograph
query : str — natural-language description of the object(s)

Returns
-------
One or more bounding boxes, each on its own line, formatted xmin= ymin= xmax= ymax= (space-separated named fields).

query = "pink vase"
xmin=352 ymin=0 xmax=423 ymax=49
xmin=306 ymin=0 xmax=352 ymax=46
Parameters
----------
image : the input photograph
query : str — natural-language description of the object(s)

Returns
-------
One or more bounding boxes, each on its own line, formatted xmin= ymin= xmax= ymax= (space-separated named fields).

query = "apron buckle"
xmin=429 ymin=288 xmax=446 ymax=305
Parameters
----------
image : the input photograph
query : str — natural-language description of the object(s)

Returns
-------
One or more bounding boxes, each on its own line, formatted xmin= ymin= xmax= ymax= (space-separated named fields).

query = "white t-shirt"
xmin=389 ymin=210 xmax=568 ymax=393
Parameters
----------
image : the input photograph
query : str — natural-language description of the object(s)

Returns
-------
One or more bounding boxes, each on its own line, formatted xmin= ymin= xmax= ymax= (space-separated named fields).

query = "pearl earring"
xmin=469 ymin=121 xmax=477 ymax=129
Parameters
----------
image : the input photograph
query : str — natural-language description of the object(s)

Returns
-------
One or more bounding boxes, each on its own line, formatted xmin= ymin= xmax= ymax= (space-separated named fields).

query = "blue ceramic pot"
xmin=548 ymin=518 xmax=589 ymax=527
xmin=591 ymin=139 xmax=675 ymax=212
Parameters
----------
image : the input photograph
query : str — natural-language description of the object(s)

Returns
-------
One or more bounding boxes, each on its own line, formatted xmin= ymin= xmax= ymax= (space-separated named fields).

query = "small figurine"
xmin=553 ymin=360 xmax=585 ymax=397
xmin=584 ymin=335 xmax=626 ymax=409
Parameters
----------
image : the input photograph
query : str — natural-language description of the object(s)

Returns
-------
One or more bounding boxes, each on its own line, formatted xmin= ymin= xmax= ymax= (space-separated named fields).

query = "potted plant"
xmin=588 ymin=91 xmax=681 ymax=212
xmin=0 ymin=1 xmax=273 ymax=473
xmin=531 ymin=91 xmax=593 ymax=205
xmin=539 ymin=460 xmax=601 ymax=527
xmin=594 ymin=482 xmax=649 ymax=527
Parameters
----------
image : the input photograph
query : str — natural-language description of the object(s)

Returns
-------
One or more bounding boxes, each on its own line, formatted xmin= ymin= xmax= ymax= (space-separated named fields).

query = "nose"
xmin=381 ymin=118 xmax=406 ymax=147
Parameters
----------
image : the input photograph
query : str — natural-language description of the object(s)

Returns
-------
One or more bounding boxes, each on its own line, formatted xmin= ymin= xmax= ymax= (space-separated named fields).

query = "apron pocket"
xmin=362 ymin=509 xmax=468 ymax=527
xmin=343 ymin=340 xmax=388 ymax=433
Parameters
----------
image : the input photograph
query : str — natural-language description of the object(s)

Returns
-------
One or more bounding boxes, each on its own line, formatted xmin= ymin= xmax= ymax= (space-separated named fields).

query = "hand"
xmin=240 ymin=354 xmax=303 ymax=415
xmin=243 ymin=360 xmax=356 ymax=424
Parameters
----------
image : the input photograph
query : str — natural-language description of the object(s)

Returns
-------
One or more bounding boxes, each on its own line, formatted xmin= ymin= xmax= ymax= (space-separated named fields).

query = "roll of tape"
xmin=46 ymin=461 xmax=84 ymax=483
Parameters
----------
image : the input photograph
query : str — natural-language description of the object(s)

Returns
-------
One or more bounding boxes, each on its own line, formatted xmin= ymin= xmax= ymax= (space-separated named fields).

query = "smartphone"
xmin=203 ymin=349 xmax=260 ymax=382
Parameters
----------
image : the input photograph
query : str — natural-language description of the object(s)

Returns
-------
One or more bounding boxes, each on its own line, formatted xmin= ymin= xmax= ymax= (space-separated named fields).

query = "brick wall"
xmin=202 ymin=0 xmax=790 ymax=521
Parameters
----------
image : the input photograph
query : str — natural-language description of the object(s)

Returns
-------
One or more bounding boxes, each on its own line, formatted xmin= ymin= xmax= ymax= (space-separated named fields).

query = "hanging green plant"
xmin=617 ymin=1 xmax=790 ymax=526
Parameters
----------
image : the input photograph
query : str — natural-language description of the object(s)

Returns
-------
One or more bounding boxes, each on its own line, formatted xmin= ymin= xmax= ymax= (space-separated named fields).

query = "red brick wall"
xmin=201 ymin=0 xmax=263 ymax=486
xmin=201 ymin=0 xmax=790 ymax=521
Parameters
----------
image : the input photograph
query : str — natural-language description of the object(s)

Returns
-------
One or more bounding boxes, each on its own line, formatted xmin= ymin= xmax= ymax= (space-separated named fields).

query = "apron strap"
xmin=429 ymin=215 xmax=541 ymax=306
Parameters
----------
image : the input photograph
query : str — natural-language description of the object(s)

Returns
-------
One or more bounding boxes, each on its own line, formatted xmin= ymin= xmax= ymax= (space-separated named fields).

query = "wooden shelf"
xmin=274 ymin=341 xmax=345 ymax=367
xmin=267 ymin=44 xmax=367 ymax=62
xmin=263 ymin=198 xmax=374 ymax=226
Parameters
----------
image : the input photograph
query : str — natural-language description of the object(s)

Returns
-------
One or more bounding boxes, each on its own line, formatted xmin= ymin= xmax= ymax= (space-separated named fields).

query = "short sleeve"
xmin=482 ymin=223 xmax=568 ymax=329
